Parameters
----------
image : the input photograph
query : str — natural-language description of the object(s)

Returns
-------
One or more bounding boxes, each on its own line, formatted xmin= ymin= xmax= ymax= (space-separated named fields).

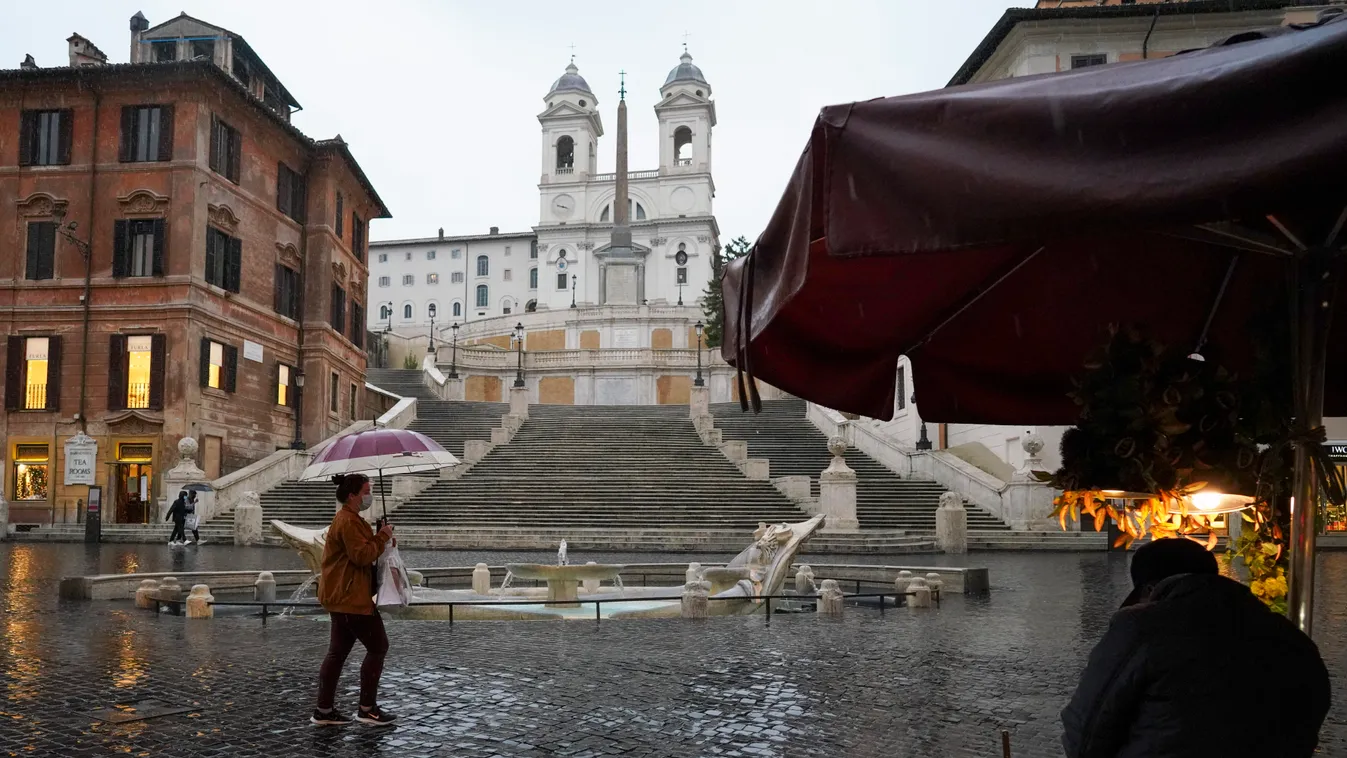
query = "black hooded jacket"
xmin=165 ymin=495 xmax=188 ymax=524
xmin=1061 ymin=573 xmax=1329 ymax=758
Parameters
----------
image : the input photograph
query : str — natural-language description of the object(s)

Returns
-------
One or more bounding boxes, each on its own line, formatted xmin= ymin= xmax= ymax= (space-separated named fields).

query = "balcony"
xmin=591 ymin=170 xmax=661 ymax=182
xmin=675 ymin=158 xmax=692 ymax=167
xmin=23 ymin=383 xmax=46 ymax=410
xmin=556 ymin=166 xmax=574 ymax=175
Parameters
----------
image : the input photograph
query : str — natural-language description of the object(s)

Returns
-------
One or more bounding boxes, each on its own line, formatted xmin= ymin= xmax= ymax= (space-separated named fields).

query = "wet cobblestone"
xmin=0 ymin=544 xmax=1343 ymax=757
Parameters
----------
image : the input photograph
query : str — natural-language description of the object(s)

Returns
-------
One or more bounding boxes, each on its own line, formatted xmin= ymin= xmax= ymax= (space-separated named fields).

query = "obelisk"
xmin=602 ymin=70 xmax=642 ymax=305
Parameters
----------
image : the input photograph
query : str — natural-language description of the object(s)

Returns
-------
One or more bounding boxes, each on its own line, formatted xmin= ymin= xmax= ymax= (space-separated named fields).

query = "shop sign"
xmin=64 ymin=432 xmax=98 ymax=486
xmin=243 ymin=340 xmax=264 ymax=363
xmin=1326 ymin=441 xmax=1347 ymax=463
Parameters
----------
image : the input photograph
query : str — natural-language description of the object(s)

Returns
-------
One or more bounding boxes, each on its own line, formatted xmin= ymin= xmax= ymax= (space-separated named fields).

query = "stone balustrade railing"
xmin=435 ymin=304 xmax=704 ymax=344
xmin=445 ymin=346 xmax=729 ymax=373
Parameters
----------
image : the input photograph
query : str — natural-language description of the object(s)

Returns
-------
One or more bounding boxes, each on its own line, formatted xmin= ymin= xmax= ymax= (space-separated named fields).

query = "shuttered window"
xmin=330 ymin=285 xmax=346 ymax=335
xmin=199 ymin=338 xmax=238 ymax=393
xmin=351 ymin=213 xmax=365 ymax=263
xmin=273 ymin=264 xmax=301 ymax=320
xmin=113 ymin=219 xmax=166 ymax=278
xmin=109 ymin=334 xmax=165 ymax=411
xmin=18 ymin=109 xmax=72 ymax=166
xmin=119 ymin=105 xmax=174 ymax=162
xmin=4 ymin=336 xmax=62 ymax=412
xmin=208 ymin=115 xmax=242 ymax=183
xmin=335 ymin=193 xmax=344 ymax=238
xmin=350 ymin=303 xmax=364 ymax=348
xmin=25 ymin=222 xmax=56 ymax=281
xmin=205 ymin=227 xmax=242 ymax=292
xmin=276 ymin=162 xmax=305 ymax=222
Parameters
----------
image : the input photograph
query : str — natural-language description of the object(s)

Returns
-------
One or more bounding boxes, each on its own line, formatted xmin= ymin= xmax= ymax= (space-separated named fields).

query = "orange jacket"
xmin=317 ymin=507 xmax=390 ymax=615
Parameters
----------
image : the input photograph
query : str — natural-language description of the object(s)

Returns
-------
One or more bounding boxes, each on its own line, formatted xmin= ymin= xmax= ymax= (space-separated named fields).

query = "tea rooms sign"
xmin=64 ymin=432 xmax=98 ymax=486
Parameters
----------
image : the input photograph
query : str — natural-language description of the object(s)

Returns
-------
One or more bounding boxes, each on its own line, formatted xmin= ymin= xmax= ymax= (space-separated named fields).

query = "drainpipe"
xmin=76 ymin=75 xmax=100 ymax=433
xmin=292 ymin=163 xmax=310 ymax=450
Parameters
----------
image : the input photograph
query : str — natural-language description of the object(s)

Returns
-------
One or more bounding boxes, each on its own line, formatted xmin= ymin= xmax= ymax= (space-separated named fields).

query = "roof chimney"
xmin=20 ymin=54 xmax=37 ymax=70
xmin=489 ymin=226 xmax=499 ymax=235
xmin=68 ymin=34 xmax=108 ymax=67
xmin=129 ymin=11 xmax=149 ymax=63
xmin=438 ymin=228 xmax=444 ymax=241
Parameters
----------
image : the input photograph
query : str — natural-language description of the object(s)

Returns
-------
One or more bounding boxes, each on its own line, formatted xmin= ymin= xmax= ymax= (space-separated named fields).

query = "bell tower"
xmin=655 ymin=49 xmax=715 ymax=175
xmin=538 ymin=59 xmax=603 ymax=185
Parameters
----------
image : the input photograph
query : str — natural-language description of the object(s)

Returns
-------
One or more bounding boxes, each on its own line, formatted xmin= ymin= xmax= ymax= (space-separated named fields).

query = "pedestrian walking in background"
xmin=311 ymin=472 xmax=397 ymax=727
xmin=185 ymin=490 xmax=203 ymax=544
xmin=1061 ymin=538 xmax=1330 ymax=757
xmin=165 ymin=489 xmax=189 ymax=546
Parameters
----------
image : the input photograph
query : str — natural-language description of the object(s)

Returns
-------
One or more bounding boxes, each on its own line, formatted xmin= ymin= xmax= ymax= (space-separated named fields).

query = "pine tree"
xmin=701 ymin=236 xmax=751 ymax=348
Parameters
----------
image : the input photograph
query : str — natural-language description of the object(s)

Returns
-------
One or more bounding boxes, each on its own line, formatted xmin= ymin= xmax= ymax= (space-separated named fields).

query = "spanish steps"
xmin=391 ymin=404 xmax=808 ymax=530
xmin=710 ymin=398 xmax=1010 ymax=531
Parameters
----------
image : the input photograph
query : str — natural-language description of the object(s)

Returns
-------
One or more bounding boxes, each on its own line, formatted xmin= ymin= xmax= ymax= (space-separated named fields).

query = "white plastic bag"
xmin=375 ymin=545 xmax=412 ymax=608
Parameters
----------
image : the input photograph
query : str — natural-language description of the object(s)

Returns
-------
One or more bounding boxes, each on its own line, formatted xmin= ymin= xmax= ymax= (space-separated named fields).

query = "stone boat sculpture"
xmin=271 ymin=514 xmax=826 ymax=621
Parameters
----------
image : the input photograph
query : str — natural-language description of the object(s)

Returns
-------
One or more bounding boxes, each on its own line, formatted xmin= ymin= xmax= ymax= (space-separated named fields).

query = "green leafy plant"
xmin=701 ymin=236 xmax=751 ymax=349
xmin=402 ymin=353 xmax=421 ymax=370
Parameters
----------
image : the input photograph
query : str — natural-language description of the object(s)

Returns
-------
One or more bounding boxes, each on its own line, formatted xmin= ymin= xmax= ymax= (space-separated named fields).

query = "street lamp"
xmin=693 ymin=320 xmax=705 ymax=387
xmin=291 ymin=372 xmax=306 ymax=449
xmin=913 ymin=394 xmax=932 ymax=450
xmin=448 ymin=322 xmax=460 ymax=379
xmin=513 ymin=322 xmax=526 ymax=388
xmin=677 ymin=281 xmax=685 ymax=306
xmin=427 ymin=313 xmax=436 ymax=353
xmin=570 ymin=274 xmax=577 ymax=309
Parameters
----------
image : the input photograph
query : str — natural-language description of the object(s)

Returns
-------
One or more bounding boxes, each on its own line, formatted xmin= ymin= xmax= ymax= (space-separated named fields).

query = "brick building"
xmin=1 ymin=13 xmax=388 ymax=526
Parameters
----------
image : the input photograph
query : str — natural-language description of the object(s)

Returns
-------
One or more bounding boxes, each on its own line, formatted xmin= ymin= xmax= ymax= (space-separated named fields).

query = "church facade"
xmin=367 ymin=52 xmax=719 ymax=332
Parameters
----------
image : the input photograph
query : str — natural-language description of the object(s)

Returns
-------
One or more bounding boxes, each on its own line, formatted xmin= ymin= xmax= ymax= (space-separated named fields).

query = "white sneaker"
xmin=167 ymin=540 xmax=175 ymax=546
xmin=184 ymin=539 xmax=195 ymax=545
xmin=195 ymin=539 xmax=207 ymax=545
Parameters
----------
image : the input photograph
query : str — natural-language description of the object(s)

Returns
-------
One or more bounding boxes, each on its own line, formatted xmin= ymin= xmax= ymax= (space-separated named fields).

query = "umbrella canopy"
xmin=299 ymin=428 xmax=459 ymax=482
xmin=723 ymin=13 xmax=1347 ymax=424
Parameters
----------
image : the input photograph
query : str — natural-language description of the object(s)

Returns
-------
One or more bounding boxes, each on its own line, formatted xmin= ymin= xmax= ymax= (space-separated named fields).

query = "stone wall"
xmin=538 ymin=376 xmax=575 ymax=405
xmin=466 ymin=375 xmax=503 ymax=402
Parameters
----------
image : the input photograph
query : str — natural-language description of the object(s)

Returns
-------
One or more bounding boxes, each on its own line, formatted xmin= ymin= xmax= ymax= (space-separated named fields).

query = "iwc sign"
xmin=1326 ymin=441 xmax=1347 ymax=463
xmin=64 ymin=432 xmax=99 ymax=486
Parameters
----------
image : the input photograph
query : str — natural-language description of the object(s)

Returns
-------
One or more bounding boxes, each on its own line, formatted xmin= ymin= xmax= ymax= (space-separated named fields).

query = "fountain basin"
xmin=505 ymin=563 xmax=624 ymax=606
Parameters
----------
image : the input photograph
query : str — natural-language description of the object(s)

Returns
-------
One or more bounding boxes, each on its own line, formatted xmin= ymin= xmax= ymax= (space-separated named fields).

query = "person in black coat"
xmin=165 ymin=490 xmax=189 ymax=546
xmin=1061 ymin=538 xmax=1330 ymax=758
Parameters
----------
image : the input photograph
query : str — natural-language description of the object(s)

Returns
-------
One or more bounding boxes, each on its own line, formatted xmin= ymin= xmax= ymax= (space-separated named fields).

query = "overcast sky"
xmin=8 ymin=1 xmax=1029 ymax=243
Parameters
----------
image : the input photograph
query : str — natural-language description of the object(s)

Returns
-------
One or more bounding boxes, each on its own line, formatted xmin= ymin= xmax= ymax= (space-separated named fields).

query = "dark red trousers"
xmin=316 ymin=611 xmax=388 ymax=710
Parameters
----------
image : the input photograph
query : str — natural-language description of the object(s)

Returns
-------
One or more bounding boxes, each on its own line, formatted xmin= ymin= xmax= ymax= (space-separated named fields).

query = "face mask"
xmin=358 ymin=492 xmax=375 ymax=511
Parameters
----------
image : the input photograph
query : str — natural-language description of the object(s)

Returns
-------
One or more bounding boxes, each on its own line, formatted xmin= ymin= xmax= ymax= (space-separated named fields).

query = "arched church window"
xmin=476 ymin=285 xmax=489 ymax=309
xmin=556 ymin=136 xmax=574 ymax=172
xmin=476 ymin=255 xmax=489 ymax=277
xmin=380 ymin=304 xmax=391 ymax=320
xmin=525 ymin=299 xmax=538 ymax=313
xmin=635 ymin=201 xmax=647 ymax=221
xmin=502 ymin=297 xmax=514 ymax=315
xmin=403 ymin=304 xmax=412 ymax=320
xmin=674 ymin=126 xmax=693 ymax=165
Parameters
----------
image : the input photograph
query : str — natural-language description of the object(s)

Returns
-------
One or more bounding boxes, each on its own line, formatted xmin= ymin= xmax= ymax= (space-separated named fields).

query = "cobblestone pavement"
xmin=1 ymin=544 xmax=1344 ymax=757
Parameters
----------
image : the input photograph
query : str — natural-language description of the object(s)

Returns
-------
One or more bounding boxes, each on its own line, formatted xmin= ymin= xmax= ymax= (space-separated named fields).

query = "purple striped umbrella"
xmin=300 ymin=428 xmax=459 ymax=482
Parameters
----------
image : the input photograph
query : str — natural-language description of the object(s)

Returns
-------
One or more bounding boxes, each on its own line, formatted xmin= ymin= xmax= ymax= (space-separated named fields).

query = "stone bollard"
xmin=490 ymin=427 xmax=512 ymax=445
xmin=463 ymin=440 xmax=494 ymax=465
xmin=135 ymin=579 xmax=159 ymax=609
xmin=186 ymin=584 xmax=214 ymax=619
xmin=795 ymin=565 xmax=816 ymax=595
xmin=681 ymin=580 xmax=711 ymax=619
xmin=254 ymin=571 xmax=277 ymax=603
xmin=472 ymin=563 xmax=492 ymax=595
xmin=407 ymin=570 xmax=425 ymax=587
xmin=738 ymin=458 xmax=770 ymax=481
xmin=689 ymin=386 xmax=710 ymax=419
xmin=935 ymin=492 xmax=968 ymax=554
xmin=509 ymin=385 xmax=530 ymax=420
xmin=582 ymin=562 xmax=601 ymax=595
xmin=819 ymin=438 xmax=860 ymax=531
xmin=719 ymin=440 xmax=747 ymax=462
xmin=158 ymin=576 xmax=183 ymax=602
xmin=817 ymin=579 xmax=845 ymax=616
xmin=908 ymin=577 xmax=932 ymax=609
xmin=925 ymin=572 xmax=944 ymax=599
xmin=233 ymin=491 xmax=263 ymax=546
xmin=894 ymin=570 xmax=914 ymax=595
xmin=685 ymin=562 xmax=703 ymax=585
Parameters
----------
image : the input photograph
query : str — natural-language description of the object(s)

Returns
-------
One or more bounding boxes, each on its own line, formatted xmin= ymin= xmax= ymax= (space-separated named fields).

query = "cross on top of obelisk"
xmin=682 ymin=31 xmax=691 ymax=52
xmin=568 ymin=42 xmax=576 ymax=63
xmin=619 ymin=69 xmax=626 ymax=100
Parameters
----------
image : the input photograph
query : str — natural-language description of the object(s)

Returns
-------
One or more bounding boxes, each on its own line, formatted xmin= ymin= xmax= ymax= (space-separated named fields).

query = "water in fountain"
xmin=611 ymin=575 xmax=625 ymax=595
xmin=557 ymin=540 xmax=569 ymax=566
xmin=279 ymin=573 xmax=319 ymax=617
xmin=498 ymin=570 xmax=515 ymax=593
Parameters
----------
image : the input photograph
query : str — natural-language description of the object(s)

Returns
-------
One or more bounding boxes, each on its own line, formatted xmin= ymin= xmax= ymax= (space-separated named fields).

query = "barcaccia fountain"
xmin=271 ymin=514 xmax=827 ymax=621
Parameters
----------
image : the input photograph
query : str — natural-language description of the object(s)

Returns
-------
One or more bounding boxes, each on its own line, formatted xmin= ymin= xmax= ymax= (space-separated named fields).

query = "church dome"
xmin=663 ymin=51 xmax=710 ymax=92
xmin=549 ymin=62 xmax=593 ymax=96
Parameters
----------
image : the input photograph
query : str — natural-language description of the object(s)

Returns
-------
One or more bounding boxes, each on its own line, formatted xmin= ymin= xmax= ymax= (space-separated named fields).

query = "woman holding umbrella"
xmin=311 ymin=472 xmax=397 ymax=727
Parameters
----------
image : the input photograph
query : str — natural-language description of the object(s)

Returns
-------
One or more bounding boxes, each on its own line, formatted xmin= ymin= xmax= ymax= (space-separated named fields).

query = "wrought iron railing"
xmin=23 ymin=383 xmax=46 ymax=410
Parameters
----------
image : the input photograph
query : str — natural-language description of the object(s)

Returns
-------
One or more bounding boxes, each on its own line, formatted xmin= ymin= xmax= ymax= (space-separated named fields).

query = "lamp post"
xmin=693 ymin=320 xmax=705 ymax=387
xmin=913 ymin=395 xmax=932 ymax=450
xmin=677 ymin=281 xmax=685 ymax=306
xmin=448 ymin=322 xmax=460 ymax=379
xmin=513 ymin=322 xmax=526 ymax=388
xmin=291 ymin=372 xmax=306 ymax=449
xmin=570 ymin=274 xmax=577 ymax=309
xmin=428 ymin=313 xmax=436 ymax=353
xmin=53 ymin=213 xmax=93 ymax=431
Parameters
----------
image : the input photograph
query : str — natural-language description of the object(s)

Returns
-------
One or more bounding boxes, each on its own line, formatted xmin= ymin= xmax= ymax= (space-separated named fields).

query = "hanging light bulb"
xmin=1185 ymin=488 xmax=1255 ymax=514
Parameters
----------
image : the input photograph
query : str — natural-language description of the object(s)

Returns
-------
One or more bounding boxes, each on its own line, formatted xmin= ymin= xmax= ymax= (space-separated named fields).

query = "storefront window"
xmin=23 ymin=337 xmax=49 ymax=410
xmin=126 ymin=336 xmax=153 ymax=409
xmin=1323 ymin=443 xmax=1347 ymax=533
xmin=13 ymin=444 xmax=49 ymax=501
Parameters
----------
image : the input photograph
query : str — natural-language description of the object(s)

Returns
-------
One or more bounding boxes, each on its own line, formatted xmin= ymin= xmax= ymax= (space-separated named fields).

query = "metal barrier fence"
xmin=203 ymin=588 xmax=941 ymax=626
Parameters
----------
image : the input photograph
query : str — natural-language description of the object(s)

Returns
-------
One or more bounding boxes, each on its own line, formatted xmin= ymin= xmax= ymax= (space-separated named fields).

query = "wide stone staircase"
xmin=392 ymin=405 xmax=809 ymax=532
xmin=365 ymin=368 xmax=441 ymax=401
xmin=225 ymin=400 xmax=511 ymax=529
xmin=710 ymin=399 xmax=1010 ymax=531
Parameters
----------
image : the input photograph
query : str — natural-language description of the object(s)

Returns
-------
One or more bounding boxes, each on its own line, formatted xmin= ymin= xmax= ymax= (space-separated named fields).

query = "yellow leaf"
xmin=1206 ymin=531 xmax=1217 ymax=551
xmin=1094 ymin=509 xmax=1107 ymax=533
xmin=1112 ymin=532 xmax=1131 ymax=549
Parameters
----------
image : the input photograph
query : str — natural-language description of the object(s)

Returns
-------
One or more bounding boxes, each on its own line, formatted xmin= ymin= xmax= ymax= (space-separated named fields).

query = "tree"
xmin=701 ymin=236 xmax=751 ymax=348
